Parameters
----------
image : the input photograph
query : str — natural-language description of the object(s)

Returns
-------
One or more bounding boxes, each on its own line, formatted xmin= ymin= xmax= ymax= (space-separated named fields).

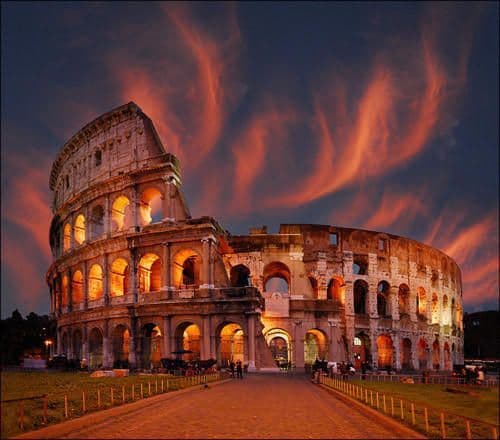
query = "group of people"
xmin=460 ymin=366 xmax=486 ymax=384
xmin=229 ymin=360 xmax=244 ymax=379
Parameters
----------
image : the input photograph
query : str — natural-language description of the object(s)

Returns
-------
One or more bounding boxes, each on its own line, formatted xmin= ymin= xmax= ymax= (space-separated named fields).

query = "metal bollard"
xmin=82 ymin=391 xmax=86 ymax=413
xmin=19 ymin=401 xmax=25 ymax=430
xmin=64 ymin=394 xmax=68 ymax=418
xmin=122 ymin=385 xmax=125 ymax=404
xmin=440 ymin=412 xmax=446 ymax=439
xmin=424 ymin=408 xmax=429 ymax=433
xmin=411 ymin=403 xmax=415 ymax=425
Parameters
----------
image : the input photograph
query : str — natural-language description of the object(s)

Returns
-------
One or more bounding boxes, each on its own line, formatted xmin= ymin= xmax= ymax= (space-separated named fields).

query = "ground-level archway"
xmin=377 ymin=334 xmax=393 ymax=370
xmin=141 ymin=323 xmax=162 ymax=369
xmin=304 ymin=329 xmax=328 ymax=365
xmin=418 ymin=338 xmax=428 ymax=370
xmin=218 ymin=322 xmax=244 ymax=367
xmin=353 ymin=332 xmax=370 ymax=370
xmin=264 ymin=328 xmax=292 ymax=367
xmin=175 ymin=322 xmax=201 ymax=362
xmin=401 ymin=338 xmax=412 ymax=370
xmin=89 ymin=328 xmax=103 ymax=369
xmin=72 ymin=329 xmax=82 ymax=360
xmin=112 ymin=325 xmax=130 ymax=368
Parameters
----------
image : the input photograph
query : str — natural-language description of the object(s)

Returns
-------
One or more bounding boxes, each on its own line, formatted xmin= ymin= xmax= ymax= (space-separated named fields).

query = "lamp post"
xmin=44 ymin=339 xmax=53 ymax=360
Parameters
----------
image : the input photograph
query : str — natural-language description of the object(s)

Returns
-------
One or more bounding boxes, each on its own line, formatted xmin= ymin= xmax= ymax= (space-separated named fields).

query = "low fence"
xmin=1 ymin=373 xmax=225 ymax=438
xmin=319 ymin=375 xmax=499 ymax=439
xmin=350 ymin=373 xmax=498 ymax=387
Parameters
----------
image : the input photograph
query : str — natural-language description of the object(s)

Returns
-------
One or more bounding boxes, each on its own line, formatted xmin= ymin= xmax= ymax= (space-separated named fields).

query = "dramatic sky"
xmin=1 ymin=2 xmax=498 ymax=318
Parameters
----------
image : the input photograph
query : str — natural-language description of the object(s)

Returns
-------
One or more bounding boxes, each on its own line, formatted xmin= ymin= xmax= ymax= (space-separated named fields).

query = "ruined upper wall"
xmin=49 ymin=102 xmax=180 ymax=211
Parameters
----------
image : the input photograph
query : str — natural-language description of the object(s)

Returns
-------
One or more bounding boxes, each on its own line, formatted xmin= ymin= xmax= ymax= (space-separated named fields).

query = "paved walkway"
xmin=17 ymin=374 xmax=421 ymax=439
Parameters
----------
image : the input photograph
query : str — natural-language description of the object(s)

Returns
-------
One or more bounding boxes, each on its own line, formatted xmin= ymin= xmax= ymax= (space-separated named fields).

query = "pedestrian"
xmin=477 ymin=367 xmax=485 ymax=385
xmin=236 ymin=360 xmax=243 ymax=379
xmin=230 ymin=361 xmax=235 ymax=378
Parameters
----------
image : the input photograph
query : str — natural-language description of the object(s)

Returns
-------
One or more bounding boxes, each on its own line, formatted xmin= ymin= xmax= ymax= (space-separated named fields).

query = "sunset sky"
xmin=1 ymin=2 xmax=498 ymax=318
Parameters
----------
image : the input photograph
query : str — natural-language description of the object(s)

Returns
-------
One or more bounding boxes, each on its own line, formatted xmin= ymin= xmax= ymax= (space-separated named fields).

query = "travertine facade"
xmin=47 ymin=102 xmax=464 ymax=372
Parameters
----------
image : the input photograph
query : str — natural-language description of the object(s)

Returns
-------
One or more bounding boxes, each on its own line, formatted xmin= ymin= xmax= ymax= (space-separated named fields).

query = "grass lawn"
xmin=1 ymin=371 xmax=219 ymax=438
xmin=348 ymin=379 xmax=499 ymax=439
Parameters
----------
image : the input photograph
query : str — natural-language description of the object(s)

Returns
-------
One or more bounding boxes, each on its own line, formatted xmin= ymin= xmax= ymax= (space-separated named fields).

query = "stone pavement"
xmin=16 ymin=374 xmax=422 ymax=439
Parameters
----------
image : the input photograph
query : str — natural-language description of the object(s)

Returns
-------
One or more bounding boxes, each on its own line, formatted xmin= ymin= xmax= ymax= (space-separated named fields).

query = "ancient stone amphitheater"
xmin=47 ymin=102 xmax=464 ymax=372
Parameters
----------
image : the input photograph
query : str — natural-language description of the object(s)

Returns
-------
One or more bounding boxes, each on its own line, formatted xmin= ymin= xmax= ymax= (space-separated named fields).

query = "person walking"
xmin=229 ymin=361 xmax=235 ymax=378
xmin=236 ymin=360 xmax=243 ymax=379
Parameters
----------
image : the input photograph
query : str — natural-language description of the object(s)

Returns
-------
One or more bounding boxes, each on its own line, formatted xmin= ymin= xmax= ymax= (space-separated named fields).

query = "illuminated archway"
xmin=265 ymin=328 xmax=292 ymax=366
xmin=61 ymin=275 xmax=69 ymax=307
xmin=110 ymin=258 xmax=129 ymax=297
xmin=141 ymin=323 xmax=162 ymax=368
xmin=88 ymin=264 xmax=103 ymax=300
xmin=71 ymin=270 xmax=83 ymax=304
xmin=63 ymin=223 xmax=71 ymax=251
xmin=218 ymin=322 xmax=244 ymax=366
xmin=304 ymin=329 xmax=328 ymax=364
xmin=175 ymin=322 xmax=201 ymax=362
xmin=74 ymin=214 xmax=85 ymax=245
xmin=139 ymin=187 xmax=163 ymax=225
xmin=398 ymin=284 xmax=410 ymax=316
xmin=418 ymin=338 xmax=428 ymax=370
xmin=327 ymin=276 xmax=345 ymax=303
xmin=417 ymin=287 xmax=427 ymax=318
xmin=138 ymin=253 xmax=161 ymax=293
xmin=111 ymin=195 xmax=132 ymax=232
xmin=377 ymin=334 xmax=393 ymax=369
xmin=263 ymin=262 xmax=290 ymax=293
xmin=173 ymin=249 xmax=201 ymax=288
xmin=353 ymin=332 xmax=370 ymax=369
xmin=431 ymin=293 xmax=439 ymax=324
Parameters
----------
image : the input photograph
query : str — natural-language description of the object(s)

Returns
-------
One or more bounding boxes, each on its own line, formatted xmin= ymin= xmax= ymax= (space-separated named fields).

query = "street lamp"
xmin=44 ymin=339 xmax=53 ymax=359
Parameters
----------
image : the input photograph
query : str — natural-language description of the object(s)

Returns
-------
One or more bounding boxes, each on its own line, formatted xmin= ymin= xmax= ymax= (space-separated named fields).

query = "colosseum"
xmin=46 ymin=102 xmax=464 ymax=373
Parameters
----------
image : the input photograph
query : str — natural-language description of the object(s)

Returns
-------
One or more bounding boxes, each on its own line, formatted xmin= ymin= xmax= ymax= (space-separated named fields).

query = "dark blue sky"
xmin=1 ymin=2 xmax=498 ymax=317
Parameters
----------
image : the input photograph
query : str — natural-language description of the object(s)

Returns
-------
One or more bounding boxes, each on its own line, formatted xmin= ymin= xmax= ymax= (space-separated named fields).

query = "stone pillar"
xmin=130 ymin=248 xmax=138 ymax=303
xmin=293 ymin=321 xmax=305 ymax=369
xmin=162 ymin=316 xmax=171 ymax=360
xmin=369 ymin=322 xmax=378 ymax=367
xmin=368 ymin=281 xmax=378 ymax=318
xmin=67 ymin=269 xmax=73 ymax=312
xmin=247 ymin=314 xmax=256 ymax=371
xmin=57 ymin=326 xmax=62 ymax=354
xmin=411 ymin=335 xmax=419 ymax=370
xmin=67 ymin=328 xmax=73 ymax=359
xmin=105 ymin=194 xmax=111 ymax=237
xmin=82 ymin=325 xmax=89 ymax=366
xmin=201 ymin=237 xmax=212 ymax=288
xmin=344 ymin=281 xmax=354 ymax=315
xmin=57 ymin=276 xmax=62 ymax=315
xmin=162 ymin=178 xmax=175 ymax=222
xmin=128 ymin=318 xmax=137 ymax=369
xmin=393 ymin=335 xmax=401 ymax=370
xmin=390 ymin=286 xmax=400 ymax=321
xmin=202 ymin=315 xmax=211 ymax=360
xmin=210 ymin=328 xmax=216 ymax=361
xmin=103 ymin=319 xmax=112 ymax=369
xmin=163 ymin=242 xmax=173 ymax=293
xmin=103 ymin=253 xmax=109 ymax=306
xmin=132 ymin=185 xmax=139 ymax=230
xmin=439 ymin=340 xmax=445 ymax=371
xmin=83 ymin=260 xmax=88 ymax=310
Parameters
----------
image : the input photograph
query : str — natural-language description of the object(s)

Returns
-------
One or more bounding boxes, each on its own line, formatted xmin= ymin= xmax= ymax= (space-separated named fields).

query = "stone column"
xmin=128 ymin=317 xmax=137 ymax=369
xmin=57 ymin=326 xmax=62 ymax=354
xmin=201 ymin=237 xmax=211 ymax=288
xmin=103 ymin=253 xmax=110 ymax=306
xmin=163 ymin=242 xmax=173 ymax=294
xmin=82 ymin=325 xmax=89 ymax=366
xmin=202 ymin=315 xmax=211 ymax=360
xmin=247 ymin=314 xmax=256 ymax=371
xmin=344 ymin=281 xmax=354 ymax=315
xmin=105 ymin=194 xmax=111 ymax=237
xmin=162 ymin=177 xmax=175 ymax=222
xmin=369 ymin=322 xmax=378 ymax=367
xmin=129 ymin=248 xmax=138 ymax=303
xmin=411 ymin=335 xmax=419 ymax=370
xmin=393 ymin=334 xmax=401 ymax=370
xmin=439 ymin=340 xmax=445 ymax=371
xmin=132 ymin=185 xmax=139 ymax=230
xmin=67 ymin=269 xmax=73 ymax=313
xmin=162 ymin=315 xmax=171 ymax=360
xmin=103 ymin=319 xmax=112 ymax=369
xmin=57 ymin=276 xmax=62 ymax=315
xmin=293 ymin=321 xmax=305 ymax=370
xmin=390 ymin=286 xmax=400 ymax=321
xmin=368 ymin=281 xmax=378 ymax=318
xmin=83 ymin=260 xmax=88 ymax=310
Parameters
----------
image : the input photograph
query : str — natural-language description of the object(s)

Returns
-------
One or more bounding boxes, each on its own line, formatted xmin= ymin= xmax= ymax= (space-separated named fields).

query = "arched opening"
xmin=377 ymin=334 xmax=393 ymax=369
xmin=218 ymin=322 xmax=244 ymax=366
xmin=89 ymin=205 xmax=104 ymax=240
xmin=308 ymin=276 xmax=318 ymax=299
xmin=432 ymin=339 xmax=440 ymax=370
xmin=74 ymin=214 xmax=86 ymax=245
xmin=377 ymin=281 xmax=390 ymax=317
xmin=401 ymin=338 xmax=412 ymax=369
xmin=444 ymin=342 xmax=451 ymax=370
xmin=139 ymin=187 xmax=163 ymax=225
xmin=264 ymin=262 xmax=291 ymax=293
xmin=88 ymin=264 xmax=103 ymax=300
xmin=354 ymin=280 xmax=368 ymax=314
xmin=61 ymin=275 xmax=69 ymax=307
xmin=265 ymin=328 xmax=292 ymax=367
xmin=49 ymin=216 xmax=61 ymax=257
xmin=63 ymin=223 xmax=71 ymax=251
xmin=442 ymin=295 xmax=449 ymax=325
xmin=173 ymin=249 xmax=201 ymax=288
xmin=111 ymin=195 xmax=132 ymax=232
xmin=141 ymin=323 xmax=162 ymax=369
xmin=112 ymin=325 xmax=130 ymax=368
xmin=230 ymin=264 xmax=251 ymax=287
xmin=417 ymin=287 xmax=427 ymax=319
xmin=418 ymin=338 xmax=428 ymax=370
xmin=89 ymin=328 xmax=103 ymax=369
xmin=110 ymin=258 xmax=129 ymax=297
xmin=61 ymin=332 xmax=69 ymax=356
xmin=175 ymin=322 xmax=201 ymax=362
xmin=353 ymin=255 xmax=368 ymax=275
xmin=138 ymin=253 xmax=162 ymax=293
xmin=353 ymin=332 xmax=370 ymax=370
xmin=327 ymin=276 xmax=344 ymax=303
xmin=431 ymin=293 xmax=439 ymax=324
xmin=72 ymin=330 xmax=82 ymax=360
xmin=71 ymin=270 xmax=83 ymax=305
xmin=304 ymin=329 xmax=328 ymax=364
xmin=398 ymin=284 xmax=410 ymax=316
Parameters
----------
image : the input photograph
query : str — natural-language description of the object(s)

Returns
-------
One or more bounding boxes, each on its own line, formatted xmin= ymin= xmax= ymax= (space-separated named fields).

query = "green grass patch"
xmin=0 ymin=371 xmax=219 ymax=438
xmin=348 ymin=379 xmax=499 ymax=439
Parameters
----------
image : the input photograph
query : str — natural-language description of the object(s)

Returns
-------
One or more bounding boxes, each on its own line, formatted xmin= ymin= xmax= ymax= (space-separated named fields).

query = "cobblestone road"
xmin=21 ymin=375 xmax=420 ymax=439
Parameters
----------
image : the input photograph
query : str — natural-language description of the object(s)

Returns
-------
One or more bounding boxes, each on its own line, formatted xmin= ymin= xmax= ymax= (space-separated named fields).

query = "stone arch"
xmin=141 ymin=323 xmax=163 ymax=368
xmin=327 ymin=276 xmax=344 ymax=303
xmin=89 ymin=205 xmax=105 ymax=240
xmin=401 ymin=338 xmax=412 ymax=369
xmin=218 ymin=322 xmax=245 ymax=366
xmin=264 ymin=328 xmax=292 ymax=366
xmin=417 ymin=287 xmax=427 ymax=318
xmin=432 ymin=339 xmax=440 ymax=370
xmin=444 ymin=342 xmax=451 ymax=370
xmin=111 ymin=195 xmax=132 ymax=232
xmin=174 ymin=322 xmax=201 ymax=362
xmin=139 ymin=186 xmax=163 ymax=226
xmin=377 ymin=281 xmax=390 ymax=316
xmin=71 ymin=270 xmax=83 ymax=305
xmin=263 ymin=261 xmax=291 ymax=293
xmin=431 ymin=293 xmax=439 ymax=324
xmin=173 ymin=249 xmax=202 ymax=288
xmin=72 ymin=329 xmax=83 ymax=360
xmin=442 ymin=295 xmax=449 ymax=324
xmin=418 ymin=338 xmax=428 ymax=370
xmin=112 ymin=324 xmax=130 ymax=368
xmin=353 ymin=280 xmax=368 ymax=314
xmin=138 ymin=253 xmax=162 ymax=293
xmin=110 ymin=258 xmax=129 ymax=297
xmin=377 ymin=334 xmax=393 ymax=369
xmin=398 ymin=284 xmax=410 ymax=316
xmin=304 ymin=329 xmax=328 ymax=364
xmin=88 ymin=327 xmax=103 ymax=369
xmin=353 ymin=332 xmax=371 ymax=369
xmin=230 ymin=264 xmax=251 ymax=287
xmin=74 ymin=214 xmax=86 ymax=245
xmin=308 ymin=276 xmax=319 ymax=299
xmin=88 ymin=264 xmax=103 ymax=300
xmin=352 ymin=254 xmax=368 ymax=275
xmin=63 ymin=223 xmax=71 ymax=251
xmin=49 ymin=215 xmax=62 ymax=257
xmin=61 ymin=275 xmax=69 ymax=307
